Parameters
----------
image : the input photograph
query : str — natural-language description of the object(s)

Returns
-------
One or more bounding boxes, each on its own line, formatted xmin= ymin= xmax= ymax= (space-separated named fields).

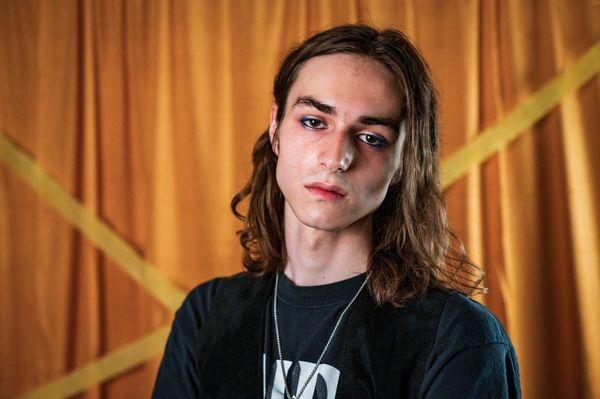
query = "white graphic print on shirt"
xmin=263 ymin=355 xmax=340 ymax=399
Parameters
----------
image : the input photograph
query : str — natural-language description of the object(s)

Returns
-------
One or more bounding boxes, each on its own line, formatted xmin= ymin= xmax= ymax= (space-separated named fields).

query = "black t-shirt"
xmin=263 ymin=273 xmax=368 ymax=398
xmin=152 ymin=274 xmax=521 ymax=398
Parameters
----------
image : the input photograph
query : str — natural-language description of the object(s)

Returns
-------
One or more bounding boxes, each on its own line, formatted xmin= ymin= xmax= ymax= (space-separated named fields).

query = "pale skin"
xmin=268 ymin=53 xmax=406 ymax=286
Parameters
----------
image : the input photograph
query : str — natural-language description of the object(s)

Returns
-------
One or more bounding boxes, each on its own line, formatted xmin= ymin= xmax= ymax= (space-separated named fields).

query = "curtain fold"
xmin=1 ymin=1 xmax=598 ymax=398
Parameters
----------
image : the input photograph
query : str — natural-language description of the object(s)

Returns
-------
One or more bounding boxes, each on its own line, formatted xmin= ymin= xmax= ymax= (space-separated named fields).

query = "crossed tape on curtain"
xmin=2 ymin=40 xmax=598 ymax=399
xmin=0 ymin=134 xmax=186 ymax=313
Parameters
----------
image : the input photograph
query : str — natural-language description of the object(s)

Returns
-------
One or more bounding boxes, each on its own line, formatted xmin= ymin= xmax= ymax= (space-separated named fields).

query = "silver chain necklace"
xmin=273 ymin=271 xmax=371 ymax=399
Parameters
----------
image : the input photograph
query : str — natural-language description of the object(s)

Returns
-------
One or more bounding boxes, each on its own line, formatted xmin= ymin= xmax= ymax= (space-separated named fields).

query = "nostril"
xmin=317 ymin=136 xmax=355 ymax=172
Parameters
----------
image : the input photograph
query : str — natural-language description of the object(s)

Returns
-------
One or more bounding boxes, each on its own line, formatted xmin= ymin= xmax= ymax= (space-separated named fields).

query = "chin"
xmin=303 ymin=220 xmax=349 ymax=232
xmin=297 ymin=209 xmax=357 ymax=232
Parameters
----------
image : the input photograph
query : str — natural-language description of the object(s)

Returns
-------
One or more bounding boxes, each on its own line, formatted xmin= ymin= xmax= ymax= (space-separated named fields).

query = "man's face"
xmin=269 ymin=53 xmax=405 ymax=232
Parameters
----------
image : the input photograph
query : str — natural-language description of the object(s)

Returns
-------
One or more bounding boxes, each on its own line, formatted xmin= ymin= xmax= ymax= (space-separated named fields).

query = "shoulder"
xmin=419 ymin=291 xmax=522 ymax=397
xmin=422 ymin=290 xmax=518 ymax=380
xmin=179 ymin=272 xmax=261 ymax=317
xmin=171 ymin=272 xmax=258 ymax=342
xmin=434 ymin=291 xmax=511 ymax=347
xmin=176 ymin=271 xmax=270 ymax=328
xmin=392 ymin=289 xmax=514 ymax=361
xmin=381 ymin=289 xmax=510 ymax=347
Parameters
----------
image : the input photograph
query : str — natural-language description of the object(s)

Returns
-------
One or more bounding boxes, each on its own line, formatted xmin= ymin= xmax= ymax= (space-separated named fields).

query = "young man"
xmin=153 ymin=24 xmax=521 ymax=398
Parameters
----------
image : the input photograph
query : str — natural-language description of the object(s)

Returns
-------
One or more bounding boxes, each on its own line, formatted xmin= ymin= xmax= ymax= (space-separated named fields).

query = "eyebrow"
xmin=358 ymin=116 xmax=399 ymax=134
xmin=292 ymin=95 xmax=400 ymax=134
xmin=293 ymin=96 xmax=337 ymax=115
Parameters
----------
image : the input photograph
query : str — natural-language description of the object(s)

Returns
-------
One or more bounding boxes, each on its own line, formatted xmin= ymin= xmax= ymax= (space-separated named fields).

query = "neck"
xmin=282 ymin=203 xmax=372 ymax=286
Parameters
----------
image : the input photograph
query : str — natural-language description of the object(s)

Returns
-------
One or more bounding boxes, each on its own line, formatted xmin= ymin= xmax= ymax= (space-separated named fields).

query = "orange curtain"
xmin=1 ymin=1 xmax=598 ymax=398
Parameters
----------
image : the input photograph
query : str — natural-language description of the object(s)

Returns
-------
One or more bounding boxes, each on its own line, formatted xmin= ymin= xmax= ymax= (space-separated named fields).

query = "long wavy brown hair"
xmin=231 ymin=24 xmax=485 ymax=307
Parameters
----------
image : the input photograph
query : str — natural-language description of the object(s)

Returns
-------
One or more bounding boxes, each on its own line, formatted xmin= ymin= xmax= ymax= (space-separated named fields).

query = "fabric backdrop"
xmin=1 ymin=1 xmax=599 ymax=398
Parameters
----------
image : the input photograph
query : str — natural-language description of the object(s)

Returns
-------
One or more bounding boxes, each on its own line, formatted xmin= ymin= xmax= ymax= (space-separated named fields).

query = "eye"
xmin=357 ymin=133 xmax=388 ymax=148
xmin=300 ymin=116 xmax=326 ymax=130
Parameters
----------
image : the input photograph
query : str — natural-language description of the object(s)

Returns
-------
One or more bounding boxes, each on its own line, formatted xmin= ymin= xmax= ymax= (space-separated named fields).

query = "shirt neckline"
xmin=276 ymin=272 xmax=368 ymax=307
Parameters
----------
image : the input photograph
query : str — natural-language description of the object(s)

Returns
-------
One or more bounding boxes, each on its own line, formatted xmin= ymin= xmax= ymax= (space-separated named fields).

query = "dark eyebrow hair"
xmin=293 ymin=95 xmax=400 ymax=135
xmin=358 ymin=116 xmax=399 ymax=134
xmin=293 ymin=96 xmax=337 ymax=115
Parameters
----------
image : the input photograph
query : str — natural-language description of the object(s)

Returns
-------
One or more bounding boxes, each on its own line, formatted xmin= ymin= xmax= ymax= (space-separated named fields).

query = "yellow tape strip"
xmin=441 ymin=40 xmax=600 ymax=188
xmin=0 ymin=134 xmax=186 ymax=312
xmin=16 ymin=326 xmax=170 ymax=399
xmin=2 ymin=40 xmax=598 ymax=399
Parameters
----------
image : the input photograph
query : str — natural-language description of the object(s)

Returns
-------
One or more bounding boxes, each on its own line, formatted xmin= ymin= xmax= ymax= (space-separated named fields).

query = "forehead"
xmin=287 ymin=53 xmax=403 ymax=117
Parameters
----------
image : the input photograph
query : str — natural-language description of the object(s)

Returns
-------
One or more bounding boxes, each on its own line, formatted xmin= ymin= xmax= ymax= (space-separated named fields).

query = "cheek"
xmin=275 ymin=143 xmax=302 ymax=195
xmin=356 ymin=159 xmax=397 ymax=205
xmin=363 ymin=176 xmax=391 ymax=205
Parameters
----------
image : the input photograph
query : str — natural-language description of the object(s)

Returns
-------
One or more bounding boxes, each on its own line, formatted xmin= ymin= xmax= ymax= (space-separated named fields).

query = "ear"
xmin=268 ymin=103 xmax=279 ymax=156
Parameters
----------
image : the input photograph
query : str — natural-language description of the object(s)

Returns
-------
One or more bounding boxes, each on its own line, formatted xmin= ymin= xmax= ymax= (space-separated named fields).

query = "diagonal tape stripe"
xmin=0 ymin=133 xmax=186 ymax=312
xmin=441 ymin=40 xmax=600 ymax=188
xmin=16 ymin=325 xmax=170 ymax=399
xmin=2 ymin=40 xmax=598 ymax=399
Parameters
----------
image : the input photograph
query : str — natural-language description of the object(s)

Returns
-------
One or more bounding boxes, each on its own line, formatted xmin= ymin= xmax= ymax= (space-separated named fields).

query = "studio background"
xmin=1 ymin=1 xmax=599 ymax=398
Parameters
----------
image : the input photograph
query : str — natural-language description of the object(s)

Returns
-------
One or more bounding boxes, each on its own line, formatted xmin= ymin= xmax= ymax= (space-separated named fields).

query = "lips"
xmin=305 ymin=181 xmax=347 ymax=200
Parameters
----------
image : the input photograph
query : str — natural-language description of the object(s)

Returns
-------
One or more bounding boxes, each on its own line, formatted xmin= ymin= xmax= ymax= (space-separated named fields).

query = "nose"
xmin=318 ymin=130 xmax=355 ymax=173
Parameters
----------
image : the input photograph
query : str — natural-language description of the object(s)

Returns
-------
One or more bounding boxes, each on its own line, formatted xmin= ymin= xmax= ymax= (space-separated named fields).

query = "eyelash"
xmin=299 ymin=116 xmax=389 ymax=148
xmin=357 ymin=133 xmax=388 ymax=148
xmin=300 ymin=116 xmax=326 ymax=130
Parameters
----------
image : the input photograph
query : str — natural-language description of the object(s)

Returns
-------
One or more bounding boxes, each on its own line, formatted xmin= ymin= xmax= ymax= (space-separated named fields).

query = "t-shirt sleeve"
xmin=420 ymin=292 xmax=522 ymax=398
xmin=151 ymin=278 xmax=223 ymax=399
